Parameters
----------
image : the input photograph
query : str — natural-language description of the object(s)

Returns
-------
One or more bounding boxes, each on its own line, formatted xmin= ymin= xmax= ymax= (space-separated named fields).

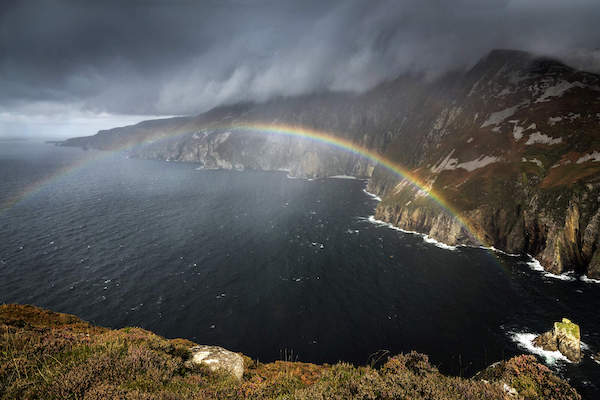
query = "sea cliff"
xmin=62 ymin=49 xmax=600 ymax=278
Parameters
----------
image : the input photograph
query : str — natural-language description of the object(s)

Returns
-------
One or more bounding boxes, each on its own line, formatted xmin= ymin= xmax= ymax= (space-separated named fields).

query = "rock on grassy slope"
xmin=0 ymin=304 xmax=580 ymax=400
xmin=62 ymin=49 xmax=600 ymax=278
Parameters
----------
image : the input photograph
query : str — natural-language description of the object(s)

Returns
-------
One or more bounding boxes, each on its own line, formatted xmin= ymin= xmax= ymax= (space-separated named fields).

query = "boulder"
xmin=532 ymin=331 xmax=558 ymax=351
xmin=533 ymin=318 xmax=581 ymax=363
xmin=184 ymin=345 xmax=244 ymax=380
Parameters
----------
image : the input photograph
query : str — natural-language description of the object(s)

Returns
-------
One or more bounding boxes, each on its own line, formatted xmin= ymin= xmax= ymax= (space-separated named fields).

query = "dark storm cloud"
xmin=2 ymin=0 xmax=600 ymax=117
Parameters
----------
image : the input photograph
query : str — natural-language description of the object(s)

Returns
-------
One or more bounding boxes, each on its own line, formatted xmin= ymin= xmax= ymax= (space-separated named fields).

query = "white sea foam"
xmin=362 ymin=189 xmax=382 ymax=201
xmin=510 ymin=331 xmax=571 ymax=365
xmin=580 ymin=275 xmax=600 ymax=284
xmin=285 ymin=173 xmax=313 ymax=181
xmin=328 ymin=175 xmax=357 ymax=180
xmin=462 ymin=244 xmax=522 ymax=257
xmin=364 ymin=215 xmax=457 ymax=251
xmin=488 ymin=246 xmax=521 ymax=257
xmin=526 ymin=257 xmax=577 ymax=281
xmin=422 ymin=236 xmax=458 ymax=250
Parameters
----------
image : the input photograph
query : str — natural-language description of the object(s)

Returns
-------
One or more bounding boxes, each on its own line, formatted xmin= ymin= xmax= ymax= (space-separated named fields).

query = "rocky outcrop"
xmin=62 ymin=49 xmax=600 ymax=278
xmin=533 ymin=318 xmax=582 ymax=363
xmin=475 ymin=355 xmax=581 ymax=400
xmin=184 ymin=345 xmax=245 ymax=380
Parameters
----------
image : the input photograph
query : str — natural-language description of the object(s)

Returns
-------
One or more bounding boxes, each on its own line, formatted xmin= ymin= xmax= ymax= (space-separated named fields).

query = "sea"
xmin=1 ymin=140 xmax=599 ymax=397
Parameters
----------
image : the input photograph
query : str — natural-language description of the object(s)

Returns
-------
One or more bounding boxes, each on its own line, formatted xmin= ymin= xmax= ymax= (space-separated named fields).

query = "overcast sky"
xmin=2 ymin=0 xmax=600 ymax=138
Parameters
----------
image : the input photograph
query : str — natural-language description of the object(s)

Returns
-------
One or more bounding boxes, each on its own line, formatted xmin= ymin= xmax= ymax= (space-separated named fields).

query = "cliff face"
xmin=371 ymin=50 xmax=600 ymax=278
xmin=63 ymin=49 xmax=600 ymax=278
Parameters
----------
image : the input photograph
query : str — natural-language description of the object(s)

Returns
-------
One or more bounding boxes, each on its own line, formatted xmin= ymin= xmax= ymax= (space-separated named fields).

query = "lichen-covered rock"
xmin=184 ymin=345 xmax=244 ymax=380
xmin=533 ymin=318 xmax=582 ymax=362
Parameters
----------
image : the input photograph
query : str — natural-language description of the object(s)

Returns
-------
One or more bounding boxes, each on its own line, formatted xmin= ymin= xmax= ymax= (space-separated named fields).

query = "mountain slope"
xmin=63 ymin=49 xmax=600 ymax=278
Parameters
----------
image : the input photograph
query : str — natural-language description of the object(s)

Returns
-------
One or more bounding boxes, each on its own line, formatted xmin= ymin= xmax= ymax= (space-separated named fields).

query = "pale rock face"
xmin=184 ymin=345 xmax=244 ymax=380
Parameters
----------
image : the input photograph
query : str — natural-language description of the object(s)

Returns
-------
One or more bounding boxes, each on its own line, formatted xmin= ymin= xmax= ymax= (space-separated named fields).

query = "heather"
xmin=1 ymin=304 xmax=580 ymax=399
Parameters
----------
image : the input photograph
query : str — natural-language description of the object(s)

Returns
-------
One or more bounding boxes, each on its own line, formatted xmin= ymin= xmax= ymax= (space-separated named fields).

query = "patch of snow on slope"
xmin=481 ymin=105 xmax=521 ymax=128
xmin=525 ymin=132 xmax=563 ymax=145
xmin=430 ymin=150 xmax=457 ymax=173
xmin=535 ymin=80 xmax=585 ymax=103
xmin=576 ymin=151 xmax=600 ymax=164
xmin=513 ymin=125 xmax=525 ymax=140
xmin=432 ymin=154 xmax=500 ymax=173
xmin=548 ymin=113 xmax=580 ymax=126
xmin=455 ymin=156 xmax=500 ymax=172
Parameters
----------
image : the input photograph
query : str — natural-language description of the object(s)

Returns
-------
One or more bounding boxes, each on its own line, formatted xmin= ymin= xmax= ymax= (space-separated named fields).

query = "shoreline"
xmin=362 ymin=211 xmax=594 ymax=284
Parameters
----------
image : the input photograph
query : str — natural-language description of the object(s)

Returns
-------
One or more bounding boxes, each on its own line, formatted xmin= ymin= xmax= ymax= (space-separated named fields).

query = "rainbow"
xmin=231 ymin=122 xmax=484 ymax=243
xmin=227 ymin=123 xmax=484 ymax=239
xmin=3 ymin=121 xmax=488 ymax=248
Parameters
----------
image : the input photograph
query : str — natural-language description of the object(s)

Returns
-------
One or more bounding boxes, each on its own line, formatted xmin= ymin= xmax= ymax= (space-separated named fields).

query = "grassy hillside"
xmin=0 ymin=304 xmax=580 ymax=400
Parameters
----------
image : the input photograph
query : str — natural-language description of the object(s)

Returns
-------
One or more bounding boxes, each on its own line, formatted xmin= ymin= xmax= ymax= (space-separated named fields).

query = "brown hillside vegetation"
xmin=0 ymin=304 xmax=580 ymax=400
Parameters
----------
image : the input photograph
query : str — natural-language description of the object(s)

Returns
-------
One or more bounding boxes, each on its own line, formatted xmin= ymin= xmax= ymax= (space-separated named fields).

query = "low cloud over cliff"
xmin=1 ymin=0 xmax=600 ymax=136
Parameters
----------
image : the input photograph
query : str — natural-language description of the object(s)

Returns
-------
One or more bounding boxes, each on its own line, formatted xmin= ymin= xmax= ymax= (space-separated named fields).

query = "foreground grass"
xmin=0 ymin=304 xmax=580 ymax=400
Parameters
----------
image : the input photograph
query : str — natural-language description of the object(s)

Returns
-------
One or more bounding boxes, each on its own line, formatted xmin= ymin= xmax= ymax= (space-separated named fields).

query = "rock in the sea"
xmin=533 ymin=318 xmax=582 ymax=362
xmin=184 ymin=345 xmax=244 ymax=380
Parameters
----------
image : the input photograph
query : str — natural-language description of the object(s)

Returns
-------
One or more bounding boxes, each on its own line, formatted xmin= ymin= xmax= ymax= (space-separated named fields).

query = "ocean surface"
xmin=1 ymin=140 xmax=600 ymax=397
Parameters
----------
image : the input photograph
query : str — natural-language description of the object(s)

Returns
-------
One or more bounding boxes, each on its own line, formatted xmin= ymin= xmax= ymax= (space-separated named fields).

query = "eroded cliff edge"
xmin=63 ymin=49 xmax=600 ymax=278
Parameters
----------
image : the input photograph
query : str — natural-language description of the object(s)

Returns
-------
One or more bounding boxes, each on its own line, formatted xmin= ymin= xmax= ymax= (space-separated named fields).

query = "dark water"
xmin=1 ymin=141 xmax=600 ymax=397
